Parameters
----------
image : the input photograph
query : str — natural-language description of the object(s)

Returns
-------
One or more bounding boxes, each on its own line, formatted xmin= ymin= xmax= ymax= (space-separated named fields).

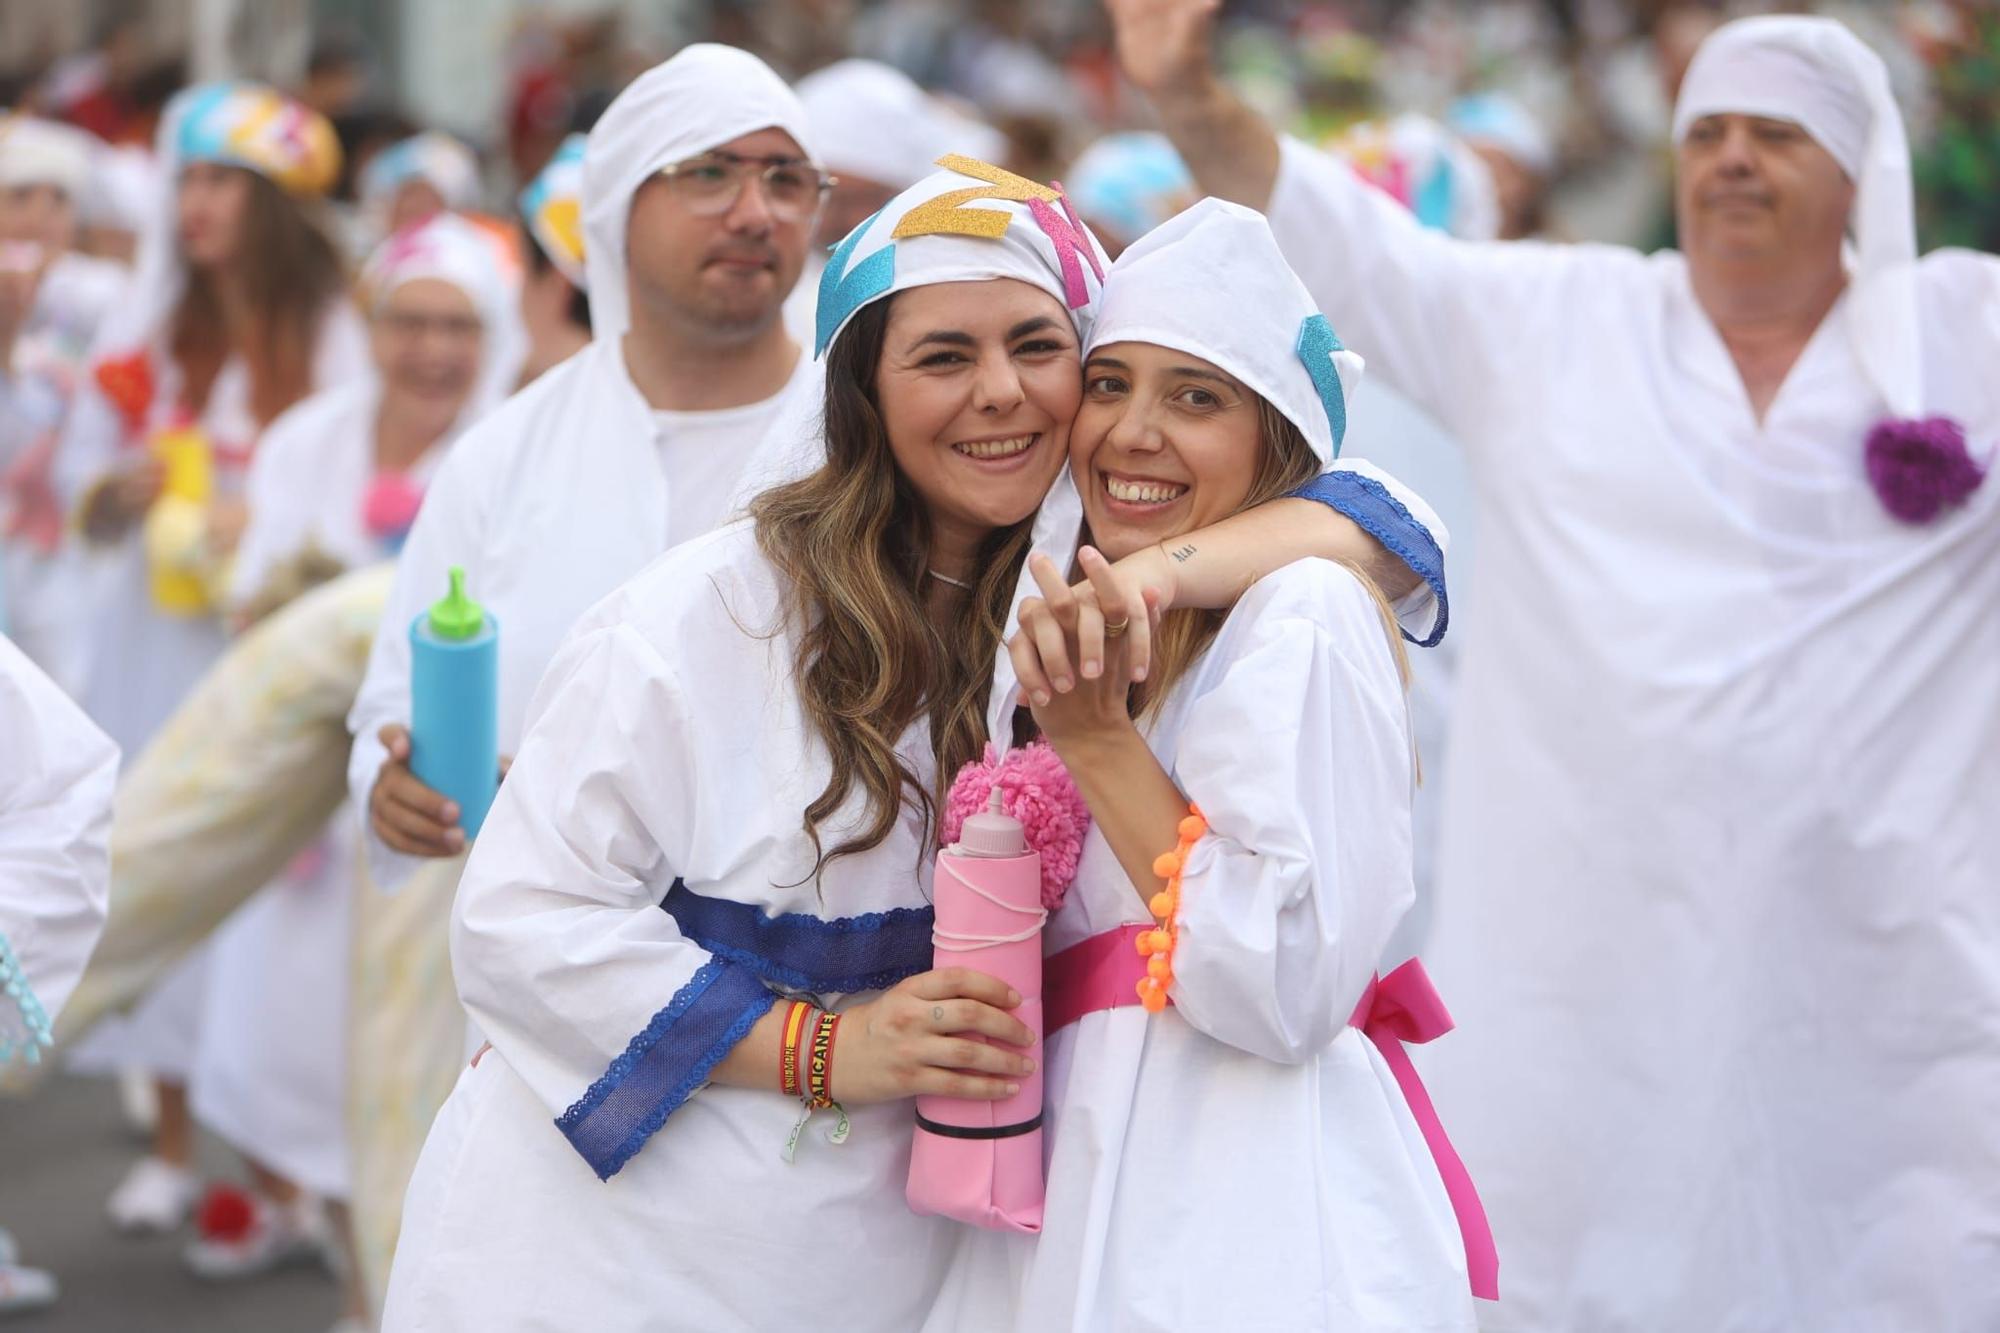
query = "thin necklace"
xmin=927 ymin=569 xmax=973 ymax=590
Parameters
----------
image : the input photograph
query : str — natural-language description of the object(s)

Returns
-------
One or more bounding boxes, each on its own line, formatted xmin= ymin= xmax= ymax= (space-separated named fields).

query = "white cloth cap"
xmin=360 ymin=132 xmax=482 ymax=213
xmin=361 ymin=213 xmax=527 ymax=416
xmin=812 ymin=156 xmax=1110 ymax=358
xmin=1447 ymin=92 xmax=1556 ymax=179
xmin=1672 ymin=15 xmax=1919 ymax=415
xmin=796 ymin=59 xmax=1006 ymax=191
xmin=1086 ymin=198 xmax=1364 ymax=464
xmin=0 ymin=116 xmax=97 ymax=200
xmin=581 ymin=43 xmax=818 ymax=341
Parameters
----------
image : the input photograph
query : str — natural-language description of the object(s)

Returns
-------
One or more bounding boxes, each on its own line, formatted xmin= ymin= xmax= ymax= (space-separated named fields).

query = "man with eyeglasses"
xmin=334 ymin=45 xmax=834 ymax=1296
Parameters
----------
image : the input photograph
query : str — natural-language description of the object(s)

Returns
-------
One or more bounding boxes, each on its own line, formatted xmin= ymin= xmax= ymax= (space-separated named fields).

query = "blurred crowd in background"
xmin=2 ymin=0 xmax=1996 ymax=273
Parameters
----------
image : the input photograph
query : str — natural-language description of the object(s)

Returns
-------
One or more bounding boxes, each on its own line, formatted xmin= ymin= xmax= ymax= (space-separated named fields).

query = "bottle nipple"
xmin=957 ymin=787 xmax=1026 ymax=857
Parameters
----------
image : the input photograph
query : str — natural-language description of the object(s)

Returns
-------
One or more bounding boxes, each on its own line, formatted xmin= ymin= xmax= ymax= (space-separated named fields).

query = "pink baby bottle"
xmin=907 ymin=789 xmax=1047 ymax=1232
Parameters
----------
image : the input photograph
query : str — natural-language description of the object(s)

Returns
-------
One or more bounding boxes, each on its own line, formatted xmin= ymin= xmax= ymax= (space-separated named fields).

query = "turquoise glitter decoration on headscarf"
xmin=1294 ymin=313 xmax=1349 ymax=456
xmin=814 ymin=207 xmax=895 ymax=358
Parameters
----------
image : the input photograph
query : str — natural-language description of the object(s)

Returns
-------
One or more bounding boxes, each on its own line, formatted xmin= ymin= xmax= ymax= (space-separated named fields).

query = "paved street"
xmin=0 ymin=1075 xmax=341 ymax=1332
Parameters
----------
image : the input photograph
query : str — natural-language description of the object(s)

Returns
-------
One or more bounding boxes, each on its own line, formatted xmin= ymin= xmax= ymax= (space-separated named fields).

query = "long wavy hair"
xmin=170 ymin=167 xmax=347 ymax=425
xmin=751 ymin=298 xmax=1044 ymax=884
xmin=1134 ymin=397 xmax=1411 ymax=718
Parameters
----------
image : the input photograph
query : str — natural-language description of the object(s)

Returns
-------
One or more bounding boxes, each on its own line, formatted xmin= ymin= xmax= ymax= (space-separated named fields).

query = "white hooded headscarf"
xmin=1672 ymin=15 xmax=1919 ymax=415
xmin=795 ymin=59 xmax=1006 ymax=192
xmin=581 ymin=44 xmax=818 ymax=342
xmin=1087 ymin=198 xmax=1365 ymax=465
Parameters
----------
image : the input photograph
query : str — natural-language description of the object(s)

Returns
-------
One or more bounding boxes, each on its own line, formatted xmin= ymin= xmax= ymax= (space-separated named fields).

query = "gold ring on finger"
xmin=1104 ymin=618 xmax=1130 ymax=638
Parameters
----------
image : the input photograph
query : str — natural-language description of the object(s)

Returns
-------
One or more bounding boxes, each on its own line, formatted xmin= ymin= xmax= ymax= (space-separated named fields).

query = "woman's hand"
xmin=80 ymin=455 xmax=165 ymax=542
xmin=1009 ymin=545 xmax=1167 ymax=707
xmin=829 ymin=968 xmax=1035 ymax=1105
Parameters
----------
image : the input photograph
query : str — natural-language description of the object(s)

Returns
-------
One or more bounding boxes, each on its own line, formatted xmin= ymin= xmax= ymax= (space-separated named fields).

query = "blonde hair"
xmin=751 ymin=299 xmax=1039 ymax=884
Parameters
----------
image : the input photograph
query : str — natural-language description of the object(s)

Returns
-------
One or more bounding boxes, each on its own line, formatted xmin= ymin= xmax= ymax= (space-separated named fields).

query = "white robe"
xmin=188 ymin=382 xmax=443 ymax=1197
xmin=382 ymin=522 xmax=960 ymax=1332
xmin=1268 ymin=135 xmax=2000 ymax=1331
xmin=0 ymin=251 xmax=127 ymax=695
xmin=345 ymin=338 xmax=820 ymax=895
xmin=0 ymin=633 xmax=117 ymax=1027
xmin=929 ymin=559 xmax=1475 ymax=1333
xmin=60 ymin=304 xmax=371 ymax=1082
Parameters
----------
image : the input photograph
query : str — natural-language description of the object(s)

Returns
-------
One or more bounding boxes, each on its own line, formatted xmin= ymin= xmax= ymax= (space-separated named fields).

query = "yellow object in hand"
xmin=143 ymin=427 xmax=216 ymax=615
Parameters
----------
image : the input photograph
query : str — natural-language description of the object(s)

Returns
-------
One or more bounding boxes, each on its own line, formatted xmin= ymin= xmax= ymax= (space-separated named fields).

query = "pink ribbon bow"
xmin=1350 ymin=959 xmax=1500 ymax=1301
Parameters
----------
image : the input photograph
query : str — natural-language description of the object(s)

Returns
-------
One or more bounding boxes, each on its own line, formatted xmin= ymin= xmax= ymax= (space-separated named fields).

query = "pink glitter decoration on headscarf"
xmin=942 ymin=740 xmax=1091 ymax=911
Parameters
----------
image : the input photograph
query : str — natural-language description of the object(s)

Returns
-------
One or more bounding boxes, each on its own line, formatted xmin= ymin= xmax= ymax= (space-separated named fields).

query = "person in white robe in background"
xmin=1111 ymin=5 xmax=2000 ymax=1328
xmin=347 ymin=44 xmax=828 ymax=897
xmin=170 ymin=214 xmax=523 ymax=1301
xmin=930 ymin=199 xmax=1479 ymax=1333
xmin=782 ymin=57 xmax=1006 ymax=346
xmin=54 ymin=82 xmax=369 ymax=1237
xmin=382 ymin=159 xmax=1447 ymax=1333
xmin=0 ymin=636 xmax=116 ymax=1316
xmin=0 ymin=116 xmax=128 ymax=694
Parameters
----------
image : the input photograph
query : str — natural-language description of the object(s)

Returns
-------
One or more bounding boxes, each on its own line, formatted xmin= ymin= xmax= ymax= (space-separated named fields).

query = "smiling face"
xmin=624 ymin=126 xmax=815 ymax=345
xmin=1071 ymin=341 xmax=1266 ymax=561
xmin=874 ymin=278 xmax=1081 ymax=558
xmin=1675 ymin=113 xmax=1853 ymax=270
xmin=372 ymin=276 xmax=483 ymax=414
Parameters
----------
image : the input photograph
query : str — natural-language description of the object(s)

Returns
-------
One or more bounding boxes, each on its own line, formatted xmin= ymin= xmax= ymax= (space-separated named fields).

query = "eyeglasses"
xmin=378 ymin=308 xmax=483 ymax=342
xmin=656 ymin=151 xmax=834 ymax=223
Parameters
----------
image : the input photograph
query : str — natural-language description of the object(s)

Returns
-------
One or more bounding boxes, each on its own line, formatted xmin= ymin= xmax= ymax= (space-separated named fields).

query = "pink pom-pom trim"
xmin=942 ymin=741 xmax=1091 ymax=911
xmin=362 ymin=471 xmax=425 ymax=543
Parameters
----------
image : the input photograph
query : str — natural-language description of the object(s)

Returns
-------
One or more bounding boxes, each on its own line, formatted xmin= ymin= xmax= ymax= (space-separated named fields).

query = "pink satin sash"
xmin=1045 ymin=934 xmax=1499 ymax=1301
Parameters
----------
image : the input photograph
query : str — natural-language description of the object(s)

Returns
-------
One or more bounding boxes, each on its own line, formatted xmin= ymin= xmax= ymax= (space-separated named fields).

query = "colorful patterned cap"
xmin=814 ymin=154 xmax=1109 ymax=359
xmin=518 ymin=132 xmax=586 ymax=288
xmin=361 ymin=131 xmax=481 ymax=213
xmin=172 ymin=82 xmax=341 ymax=198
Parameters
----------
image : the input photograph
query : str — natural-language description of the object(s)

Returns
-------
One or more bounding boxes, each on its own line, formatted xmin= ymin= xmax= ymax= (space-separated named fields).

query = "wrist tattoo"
xmin=1168 ymin=543 xmax=1197 ymax=564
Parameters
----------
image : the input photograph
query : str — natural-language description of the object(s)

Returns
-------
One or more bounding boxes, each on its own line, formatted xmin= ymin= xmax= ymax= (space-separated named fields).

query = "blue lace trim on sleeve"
xmin=661 ymin=882 xmax=934 ymax=995
xmin=1285 ymin=470 xmax=1450 ymax=647
xmin=555 ymin=957 xmax=776 ymax=1180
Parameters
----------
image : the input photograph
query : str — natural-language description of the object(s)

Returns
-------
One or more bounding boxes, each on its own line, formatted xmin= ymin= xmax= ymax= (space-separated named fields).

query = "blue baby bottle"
xmin=409 ymin=566 xmax=500 ymax=840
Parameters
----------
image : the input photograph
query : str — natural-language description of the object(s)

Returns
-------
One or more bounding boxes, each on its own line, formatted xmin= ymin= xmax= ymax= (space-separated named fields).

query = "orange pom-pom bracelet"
xmin=1134 ymin=802 xmax=1204 ymax=1013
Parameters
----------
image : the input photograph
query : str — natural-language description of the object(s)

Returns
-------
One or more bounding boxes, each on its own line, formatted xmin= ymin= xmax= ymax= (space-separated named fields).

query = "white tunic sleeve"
xmin=1266 ymin=134 xmax=1606 ymax=452
xmin=1166 ymin=559 xmax=1416 ymax=1064
xmin=228 ymin=409 xmax=317 ymax=609
xmin=0 ymin=636 xmax=118 ymax=1025
xmin=450 ymin=619 xmax=775 ymax=1180
xmin=345 ymin=434 xmax=492 ymax=892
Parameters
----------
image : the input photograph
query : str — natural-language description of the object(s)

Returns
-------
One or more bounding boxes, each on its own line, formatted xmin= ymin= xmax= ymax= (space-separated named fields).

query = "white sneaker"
xmin=0 ymin=1263 xmax=58 ymax=1314
xmin=105 ymin=1156 xmax=198 ymax=1234
xmin=182 ymin=1188 xmax=330 ymax=1281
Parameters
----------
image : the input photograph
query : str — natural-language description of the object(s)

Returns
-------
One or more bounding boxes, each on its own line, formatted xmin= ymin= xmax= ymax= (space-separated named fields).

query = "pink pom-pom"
xmin=1864 ymin=416 xmax=1985 ymax=524
xmin=942 ymin=740 xmax=1091 ymax=910
xmin=362 ymin=471 xmax=426 ymax=545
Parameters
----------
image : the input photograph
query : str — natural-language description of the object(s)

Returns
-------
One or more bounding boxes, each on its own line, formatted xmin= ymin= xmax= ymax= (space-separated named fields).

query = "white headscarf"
xmin=812 ymin=155 xmax=1110 ymax=358
xmin=360 ymin=213 xmax=526 ymax=415
xmin=0 ymin=115 xmax=97 ymax=201
xmin=795 ymin=59 xmax=1006 ymax=192
xmin=360 ymin=131 xmax=481 ymax=216
xmin=1087 ymin=198 xmax=1364 ymax=464
xmin=1672 ymin=15 xmax=1919 ymax=416
xmin=581 ymin=44 xmax=818 ymax=341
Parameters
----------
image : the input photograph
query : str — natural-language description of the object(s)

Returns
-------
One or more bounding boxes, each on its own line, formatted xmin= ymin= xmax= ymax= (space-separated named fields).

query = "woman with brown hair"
xmin=381 ymin=161 xmax=1445 ymax=1330
xmin=56 ymin=82 xmax=366 ymax=1238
